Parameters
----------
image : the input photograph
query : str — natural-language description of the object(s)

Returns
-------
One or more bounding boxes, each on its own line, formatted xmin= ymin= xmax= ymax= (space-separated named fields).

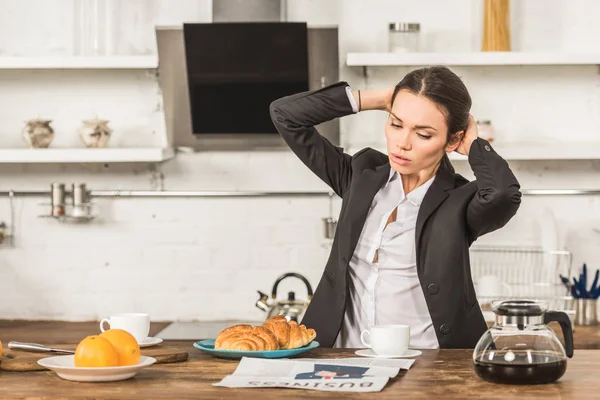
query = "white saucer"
xmin=37 ymin=355 xmax=156 ymax=382
xmin=355 ymin=349 xmax=422 ymax=359
xmin=139 ymin=337 xmax=163 ymax=348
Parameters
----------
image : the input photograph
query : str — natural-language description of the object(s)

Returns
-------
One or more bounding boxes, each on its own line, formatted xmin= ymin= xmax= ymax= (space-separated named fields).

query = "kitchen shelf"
xmin=0 ymin=56 xmax=158 ymax=69
xmin=346 ymin=52 xmax=600 ymax=67
xmin=349 ymin=142 xmax=600 ymax=161
xmin=0 ymin=148 xmax=175 ymax=163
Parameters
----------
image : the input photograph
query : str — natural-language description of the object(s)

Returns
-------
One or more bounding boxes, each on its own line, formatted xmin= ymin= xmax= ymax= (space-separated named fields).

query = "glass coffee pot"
xmin=473 ymin=300 xmax=574 ymax=385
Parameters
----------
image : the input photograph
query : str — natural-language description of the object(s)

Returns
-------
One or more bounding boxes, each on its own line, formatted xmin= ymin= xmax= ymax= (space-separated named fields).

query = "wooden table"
xmin=1 ymin=321 xmax=600 ymax=399
xmin=569 ymin=324 xmax=600 ymax=349
xmin=1 ymin=344 xmax=599 ymax=399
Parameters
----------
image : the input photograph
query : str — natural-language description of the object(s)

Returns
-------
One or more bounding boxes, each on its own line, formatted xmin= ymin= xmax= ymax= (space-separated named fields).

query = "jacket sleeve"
xmin=466 ymin=138 xmax=522 ymax=241
xmin=269 ymin=81 xmax=357 ymax=198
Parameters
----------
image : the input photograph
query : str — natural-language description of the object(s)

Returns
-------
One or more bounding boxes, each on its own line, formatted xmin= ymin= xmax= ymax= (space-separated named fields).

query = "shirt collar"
xmin=387 ymin=170 xmax=435 ymax=206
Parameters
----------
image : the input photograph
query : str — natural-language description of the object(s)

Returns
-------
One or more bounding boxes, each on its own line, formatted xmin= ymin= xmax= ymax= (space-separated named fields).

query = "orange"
xmin=100 ymin=329 xmax=140 ymax=366
xmin=0 ymin=339 xmax=2 ymax=357
xmin=74 ymin=335 xmax=119 ymax=367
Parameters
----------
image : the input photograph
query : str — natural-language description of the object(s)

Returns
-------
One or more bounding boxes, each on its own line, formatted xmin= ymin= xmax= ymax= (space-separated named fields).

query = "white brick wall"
xmin=0 ymin=0 xmax=599 ymax=321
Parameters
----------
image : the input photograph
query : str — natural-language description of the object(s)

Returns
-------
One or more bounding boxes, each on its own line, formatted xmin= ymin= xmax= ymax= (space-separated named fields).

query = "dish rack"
xmin=469 ymin=245 xmax=574 ymax=312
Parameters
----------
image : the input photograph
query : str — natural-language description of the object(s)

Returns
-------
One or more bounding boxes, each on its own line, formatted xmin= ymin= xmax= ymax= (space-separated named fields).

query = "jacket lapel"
xmin=415 ymin=162 xmax=455 ymax=268
xmin=342 ymin=163 xmax=391 ymax=262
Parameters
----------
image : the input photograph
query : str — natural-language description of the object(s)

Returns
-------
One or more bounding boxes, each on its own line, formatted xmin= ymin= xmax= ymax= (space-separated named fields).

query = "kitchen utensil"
xmin=100 ymin=313 xmax=150 ymax=343
xmin=590 ymin=268 xmax=599 ymax=295
xmin=473 ymin=299 xmax=573 ymax=385
xmin=22 ymin=119 xmax=54 ymax=148
xmin=255 ymin=272 xmax=313 ymax=322
xmin=8 ymin=342 xmax=74 ymax=354
xmin=79 ymin=118 xmax=112 ymax=148
xmin=569 ymin=264 xmax=600 ymax=299
xmin=323 ymin=192 xmax=338 ymax=240
xmin=0 ymin=344 xmax=187 ymax=372
xmin=50 ymin=183 xmax=66 ymax=217
xmin=322 ymin=217 xmax=337 ymax=239
xmin=193 ymin=339 xmax=319 ymax=360
xmin=38 ymin=355 xmax=156 ymax=382
xmin=575 ymin=298 xmax=598 ymax=326
xmin=559 ymin=274 xmax=572 ymax=291
xmin=71 ymin=183 xmax=91 ymax=218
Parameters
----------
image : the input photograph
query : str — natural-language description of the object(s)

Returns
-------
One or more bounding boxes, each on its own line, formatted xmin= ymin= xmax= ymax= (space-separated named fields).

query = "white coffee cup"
xmin=476 ymin=275 xmax=512 ymax=298
xmin=360 ymin=324 xmax=410 ymax=357
xmin=100 ymin=313 xmax=150 ymax=343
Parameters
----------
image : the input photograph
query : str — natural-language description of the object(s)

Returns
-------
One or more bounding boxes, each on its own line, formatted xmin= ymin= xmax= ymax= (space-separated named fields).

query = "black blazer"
xmin=270 ymin=82 xmax=522 ymax=348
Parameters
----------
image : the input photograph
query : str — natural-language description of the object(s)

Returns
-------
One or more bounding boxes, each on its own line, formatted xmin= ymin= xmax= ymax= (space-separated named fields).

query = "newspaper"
xmin=214 ymin=357 xmax=415 ymax=392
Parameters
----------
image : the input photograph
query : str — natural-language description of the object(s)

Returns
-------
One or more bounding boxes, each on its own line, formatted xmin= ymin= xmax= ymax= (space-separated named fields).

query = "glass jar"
xmin=477 ymin=120 xmax=495 ymax=142
xmin=388 ymin=22 xmax=420 ymax=53
xmin=73 ymin=0 xmax=109 ymax=56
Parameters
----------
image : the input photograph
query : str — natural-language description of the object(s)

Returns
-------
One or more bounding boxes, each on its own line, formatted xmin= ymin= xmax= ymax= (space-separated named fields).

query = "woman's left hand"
xmin=455 ymin=114 xmax=479 ymax=156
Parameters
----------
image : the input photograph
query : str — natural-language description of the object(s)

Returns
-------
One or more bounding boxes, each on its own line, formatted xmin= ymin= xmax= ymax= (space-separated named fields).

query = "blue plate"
xmin=193 ymin=339 xmax=320 ymax=359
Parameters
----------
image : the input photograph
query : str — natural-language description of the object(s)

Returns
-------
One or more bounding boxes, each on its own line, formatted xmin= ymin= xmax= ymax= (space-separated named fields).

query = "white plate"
xmin=139 ymin=336 xmax=163 ymax=348
xmin=355 ymin=349 xmax=422 ymax=359
xmin=37 ymin=355 xmax=156 ymax=382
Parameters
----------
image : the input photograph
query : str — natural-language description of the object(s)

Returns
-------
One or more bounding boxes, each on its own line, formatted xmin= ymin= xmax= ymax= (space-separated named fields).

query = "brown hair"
xmin=391 ymin=66 xmax=472 ymax=170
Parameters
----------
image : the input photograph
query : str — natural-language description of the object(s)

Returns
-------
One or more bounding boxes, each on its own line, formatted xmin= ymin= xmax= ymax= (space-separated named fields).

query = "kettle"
xmin=255 ymin=272 xmax=313 ymax=322
xmin=473 ymin=299 xmax=574 ymax=385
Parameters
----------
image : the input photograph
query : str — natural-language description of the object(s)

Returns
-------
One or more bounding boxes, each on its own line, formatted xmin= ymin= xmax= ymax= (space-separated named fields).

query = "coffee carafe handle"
xmin=544 ymin=311 xmax=574 ymax=358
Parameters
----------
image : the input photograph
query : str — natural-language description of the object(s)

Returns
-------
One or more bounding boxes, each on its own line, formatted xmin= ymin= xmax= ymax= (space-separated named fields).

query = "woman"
xmin=269 ymin=66 xmax=521 ymax=349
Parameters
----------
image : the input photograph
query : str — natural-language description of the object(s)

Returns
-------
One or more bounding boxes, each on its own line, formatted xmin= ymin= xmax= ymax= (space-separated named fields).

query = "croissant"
xmin=262 ymin=316 xmax=316 ymax=349
xmin=214 ymin=316 xmax=317 ymax=351
xmin=262 ymin=315 xmax=291 ymax=348
xmin=214 ymin=325 xmax=279 ymax=351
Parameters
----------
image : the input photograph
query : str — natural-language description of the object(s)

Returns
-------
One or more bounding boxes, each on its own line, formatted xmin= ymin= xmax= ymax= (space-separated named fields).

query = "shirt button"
xmin=427 ymin=284 xmax=439 ymax=295
xmin=484 ymin=145 xmax=491 ymax=152
xmin=440 ymin=324 xmax=451 ymax=335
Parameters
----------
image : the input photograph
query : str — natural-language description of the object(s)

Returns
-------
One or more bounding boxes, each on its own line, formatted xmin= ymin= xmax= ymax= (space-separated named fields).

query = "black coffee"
xmin=474 ymin=352 xmax=567 ymax=385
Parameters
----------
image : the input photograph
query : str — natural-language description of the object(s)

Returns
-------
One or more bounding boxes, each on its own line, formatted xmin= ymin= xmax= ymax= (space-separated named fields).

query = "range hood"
xmin=155 ymin=0 xmax=339 ymax=150
xmin=182 ymin=22 xmax=309 ymax=136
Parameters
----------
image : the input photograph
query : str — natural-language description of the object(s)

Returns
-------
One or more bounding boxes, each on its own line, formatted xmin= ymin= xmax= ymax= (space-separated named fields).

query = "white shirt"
xmin=335 ymin=87 xmax=439 ymax=349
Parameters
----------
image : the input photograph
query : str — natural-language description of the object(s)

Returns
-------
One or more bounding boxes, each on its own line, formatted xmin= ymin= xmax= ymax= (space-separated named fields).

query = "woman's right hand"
xmin=352 ymin=88 xmax=395 ymax=112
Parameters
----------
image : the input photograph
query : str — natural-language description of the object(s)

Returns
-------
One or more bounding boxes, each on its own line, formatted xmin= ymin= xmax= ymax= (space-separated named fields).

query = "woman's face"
xmin=385 ymin=89 xmax=459 ymax=175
